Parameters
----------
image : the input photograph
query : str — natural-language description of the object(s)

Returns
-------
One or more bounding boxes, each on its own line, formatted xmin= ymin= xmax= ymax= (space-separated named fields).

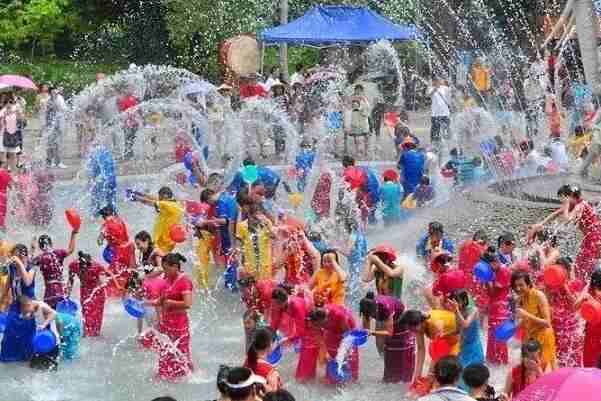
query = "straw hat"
xmin=270 ymin=80 xmax=285 ymax=89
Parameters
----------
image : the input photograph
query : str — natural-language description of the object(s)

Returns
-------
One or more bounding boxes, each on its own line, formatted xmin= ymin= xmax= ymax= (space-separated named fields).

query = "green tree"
xmin=0 ymin=0 xmax=76 ymax=57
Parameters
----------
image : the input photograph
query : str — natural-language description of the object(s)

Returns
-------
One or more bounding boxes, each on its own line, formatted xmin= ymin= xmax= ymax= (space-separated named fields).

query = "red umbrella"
xmin=343 ymin=167 xmax=367 ymax=190
xmin=515 ymin=367 xmax=601 ymax=401
xmin=0 ymin=75 xmax=37 ymax=91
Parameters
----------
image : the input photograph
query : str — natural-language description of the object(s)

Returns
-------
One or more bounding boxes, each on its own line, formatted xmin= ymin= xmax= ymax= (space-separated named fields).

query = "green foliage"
xmin=0 ymin=0 xmax=77 ymax=55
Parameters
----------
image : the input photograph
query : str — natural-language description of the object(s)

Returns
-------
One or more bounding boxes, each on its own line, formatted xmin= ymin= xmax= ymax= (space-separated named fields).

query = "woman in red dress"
xmin=98 ymin=206 xmax=135 ymax=298
xmin=154 ymin=252 xmax=194 ymax=381
xmin=531 ymin=185 xmax=601 ymax=282
xmin=577 ymin=268 xmax=601 ymax=367
xmin=68 ymin=251 xmax=107 ymax=337
xmin=544 ymin=257 xmax=583 ymax=367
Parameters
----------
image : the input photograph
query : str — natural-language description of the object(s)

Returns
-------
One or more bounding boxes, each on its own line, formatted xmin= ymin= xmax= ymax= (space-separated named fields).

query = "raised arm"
xmin=66 ymin=230 xmax=78 ymax=256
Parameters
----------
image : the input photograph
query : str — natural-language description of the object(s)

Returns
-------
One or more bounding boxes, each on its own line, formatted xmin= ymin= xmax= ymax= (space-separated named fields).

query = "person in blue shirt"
xmin=416 ymin=221 xmax=454 ymax=260
xmin=0 ymin=244 xmax=37 ymax=362
xmin=295 ymin=140 xmax=315 ymax=192
xmin=200 ymin=188 xmax=239 ymax=290
xmin=398 ymin=137 xmax=425 ymax=195
xmin=380 ymin=170 xmax=404 ymax=226
xmin=228 ymin=158 xmax=281 ymax=200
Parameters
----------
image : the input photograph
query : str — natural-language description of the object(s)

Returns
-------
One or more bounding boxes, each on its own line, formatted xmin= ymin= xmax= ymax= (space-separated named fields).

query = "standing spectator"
xmin=346 ymin=85 xmax=370 ymax=157
xmin=0 ymin=92 xmax=25 ymax=171
xmin=470 ymin=59 xmax=491 ymax=106
xmin=289 ymin=82 xmax=305 ymax=134
xmin=289 ymin=63 xmax=305 ymax=87
xmin=117 ymin=88 xmax=140 ymax=160
xmin=35 ymin=84 xmax=50 ymax=137
xmin=271 ymin=81 xmax=289 ymax=155
xmin=524 ymin=68 xmax=546 ymax=138
xmin=428 ymin=78 xmax=451 ymax=152
xmin=45 ymin=87 xmax=67 ymax=169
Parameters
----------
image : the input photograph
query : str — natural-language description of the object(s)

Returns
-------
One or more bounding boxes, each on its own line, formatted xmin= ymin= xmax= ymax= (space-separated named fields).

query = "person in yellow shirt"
xmin=511 ymin=270 xmax=557 ymax=370
xmin=309 ymin=249 xmax=348 ymax=306
xmin=131 ymin=186 xmax=184 ymax=253
xmin=236 ymin=204 xmax=276 ymax=280
xmin=471 ymin=59 xmax=491 ymax=105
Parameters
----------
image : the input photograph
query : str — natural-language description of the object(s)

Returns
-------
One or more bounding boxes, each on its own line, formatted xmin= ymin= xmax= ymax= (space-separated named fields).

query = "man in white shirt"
xmin=548 ymin=133 xmax=569 ymax=171
xmin=429 ymin=78 xmax=451 ymax=151
xmin=418 ymin=356 xmax=477 ymax=401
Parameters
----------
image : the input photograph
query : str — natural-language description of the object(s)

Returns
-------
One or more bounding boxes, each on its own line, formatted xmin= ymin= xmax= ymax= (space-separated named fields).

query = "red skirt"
xmin=81 ymin=285 xmax=106 ymax=337
xmin=158 ymin=318 xmax=193 ymax=380
xmin=584 ymin=321 xmax=601 ymax=367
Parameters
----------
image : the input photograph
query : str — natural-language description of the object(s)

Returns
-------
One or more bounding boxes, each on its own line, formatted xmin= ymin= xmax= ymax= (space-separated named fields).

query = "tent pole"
xmin=279 ymin=0 xmax=289 ymax=81
xmin=260 ymin=42 xmax=265 ymax=75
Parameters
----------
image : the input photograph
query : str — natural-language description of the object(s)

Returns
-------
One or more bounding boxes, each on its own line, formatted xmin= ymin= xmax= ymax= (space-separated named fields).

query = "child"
xmin=380 ymin=169 xmax=403 ymax=225
xmin=504 ymin=340 xmax=549 ymax=398
xmin=472 ymin=157 xmax=486 ymax=183
xmin=56 ymin=310 xmax=82 ymax=361
xmin=414 ymin=176 xmax=434 ymax=207
xmin=462 ymin=363 xmax=506 ymax=401
xmin=271 ymin=81 xmax=289 ymax=154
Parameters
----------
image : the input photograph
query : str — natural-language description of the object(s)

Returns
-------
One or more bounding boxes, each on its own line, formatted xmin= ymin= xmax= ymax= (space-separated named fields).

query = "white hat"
xmin=270 ymin=79 xmax=285 ymax=88
xmin=217 ymin=84 xmax=233 ymax=92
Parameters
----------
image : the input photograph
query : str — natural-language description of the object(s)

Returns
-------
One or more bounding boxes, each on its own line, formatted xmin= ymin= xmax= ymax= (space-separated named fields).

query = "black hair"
xmin=321 ymin=248 xmax=339 ymax=265
xmin=420 ymin=176 xmax=430 ymax=185
xmin=497 ymin=232 xmax=516 ymax=248
xmin=359 ymin=291 xmax=378 ymax=320
xmin=480 ymin=246 xmax=498 ymax=264
xmin=354 ymin=84 xmax=364 ymax=91
xmin=263 ymin=390 xmax=296 ymax=401
xmin=98 ymin=205 xmax=116 ymax=218
xmin=462 ymin=363 xmax=490 ymax=389
xmin=521 ymin=339 xmax=541 ymax=356
xmin=150 ymin=397 xmax=178 ymax=401
xmin=162 ymin=253 xmax=187 ymax=269
xmin=13 ymin=243 xmax=28 ymax=258
xmin=242 ymin=157 xmax=256 ymax=167
xmin=511 ymin=270 xmax=532 ymax=290
xmin=472 ymin=156 xmax=482 ymax=167
xmin=398 ymin=310 xmax=428 ymax=328
xmin=591 ymin=268 xmax=601 ymax=290
xmin=556 ymin=256 xmax=572 ymax=272
xmin=472 ymin=229 xmax=488 ymax=243
xmin=450 ymin=148 xmax=458 ymax=157
xmin=428 ymin=221 xmax=444 ymax=235
xmin=38 ymin=234 xmax=52 ymax=251
xmin=200 ymin=188 xmax=216 ymax=203
xmin=135 ymin=230 xmax=155 ymax=264
xmin=77 ymin=251 xmax=92 ymax=270
xmin=217 ymin=365 xmax=230 ymax=395
xmin=575 ymin=125 xmax=584 ymax=136
xmin=557 ymin=184 xmax=581 ymax=199
xmin=433 ymin=356 xmax=463 ymax=386
xmin=247 ymin=327 xmax=274 ymax=371
xmin=306 ymin=308 xmax=327 ymax=322
xmin=158 ymin=186 xmax=174 ymax=200
xmin=449 ymin=289 xmax=469 ymax=309
xmin=271 ymin=287 xmax=289 ymax=304
xmin=226 ymin=367 xmax=256 ymax=401
xmin=342 ymin=155 xmax=355 ymax=168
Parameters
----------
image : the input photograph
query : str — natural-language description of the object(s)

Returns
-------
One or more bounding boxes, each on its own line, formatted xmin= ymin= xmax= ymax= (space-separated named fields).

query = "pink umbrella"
xmin=0 ymin=75 xmax=38 ymax=91
xmin=515 ymin=368 xmax=601 ymax=401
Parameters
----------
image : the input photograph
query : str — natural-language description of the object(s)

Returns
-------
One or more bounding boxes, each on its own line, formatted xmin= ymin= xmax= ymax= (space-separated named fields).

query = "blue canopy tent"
xmin=258 ymin=5 xmax=422 ymax=46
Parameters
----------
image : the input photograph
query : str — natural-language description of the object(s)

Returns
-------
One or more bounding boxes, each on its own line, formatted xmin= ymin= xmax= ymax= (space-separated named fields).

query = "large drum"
xmin=220 ymin=35 xmax=259 ymax=77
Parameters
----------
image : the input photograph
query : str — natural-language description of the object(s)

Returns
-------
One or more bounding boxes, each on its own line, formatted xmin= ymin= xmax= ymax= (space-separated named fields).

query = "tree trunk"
xmin=573 ymin=0 xmax=601 ymax=95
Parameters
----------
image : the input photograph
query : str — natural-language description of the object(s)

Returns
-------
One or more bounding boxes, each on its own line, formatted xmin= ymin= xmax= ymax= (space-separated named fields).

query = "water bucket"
xmin=345 ymin=329 xmax=369 ymax=348
xmin=543 ymin=265 xmax=567 ymax=288
xmin=123 ymin=297 xmax=146 ymax=319
xmin=266 ymin=344 xmax=283 ymax=365
xmin=473 ymin=261 xmax=495 ymax=283
xmin=581 ymin=299 xmax=601 ymax=324
xmin=56 ymin=299 xmax=79 ymax=315
xmin=326 ymin=360 xmax=352 ymax=384
xmin=495 ymin=319 xmax=517 ymax=342
xmin=33 ymin=330 xmax=57 ymax=353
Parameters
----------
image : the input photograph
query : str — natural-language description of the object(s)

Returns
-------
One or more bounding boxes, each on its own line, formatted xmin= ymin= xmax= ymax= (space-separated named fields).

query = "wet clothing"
xmin=154 ymin=200 xmax=184 ymax=254
xmin=33 ymin=249 xmax=68 ymax=309
xmin=68 ymin=260 xmax=106 ymax=337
